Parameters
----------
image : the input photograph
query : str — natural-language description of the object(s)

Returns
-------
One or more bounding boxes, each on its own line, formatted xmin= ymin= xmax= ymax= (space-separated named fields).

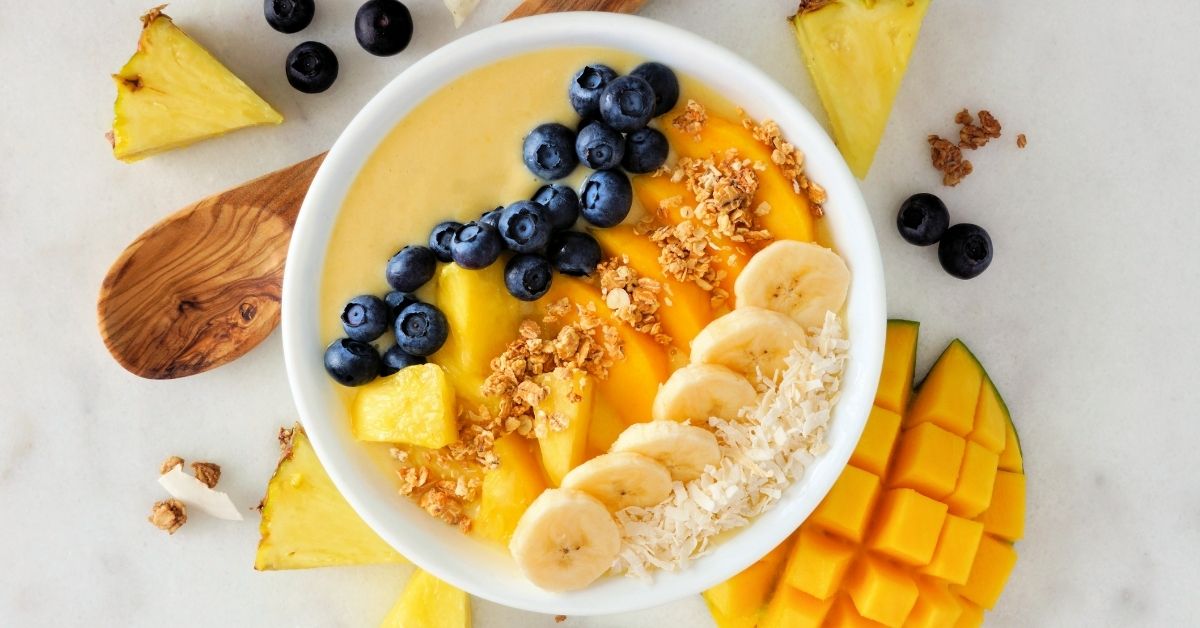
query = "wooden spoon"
xmin=98 ymin=0 xmax=647 ymax=379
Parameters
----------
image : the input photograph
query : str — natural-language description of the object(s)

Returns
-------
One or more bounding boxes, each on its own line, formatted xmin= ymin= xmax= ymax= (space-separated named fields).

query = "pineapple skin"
xmin=255 ymin=425 xmax=407 ymax=570
xmin=111 ymin=8 xmax=282 ymax=162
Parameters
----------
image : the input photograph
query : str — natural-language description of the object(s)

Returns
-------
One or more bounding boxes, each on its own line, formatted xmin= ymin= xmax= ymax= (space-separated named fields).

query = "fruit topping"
xmin=546 ymin=231 xmax=601 ymax=277
xmin=393 ymin=302 xmax=449 ymax=356
xmin=575 ymin=120 xmax=625 ymax=170
xmin=560 ymin=451 xmax=673 ymax=511
xmin=428 ymin=220 xmax=462 ymax=262
xmin=938 ymin=224 xmax=993 ymax=279
xmin=478 ymin=206 xmax=502 ymax=228
xmin=652 ymin=363 xmax=757 ymax=424
xmin=530 ymin=184 xmax=580 ymax=231
xmin=610 ymin=421 xmax=721 ymax=482
xmin=897 ymin=193 xmax=950 ymax=246
xmin=690 ymin=306 xmax=808 ymax=381
xmin=339 ymin=295 xmax=390 ymax=342
xmin=450 ymin=221 xmax=503 ymax=269
xmin=733 ymin=240 xmax=850 ymax=329
xmin=497 ymin=201 xmax=552 ymax=253
xmin=384 ymin=290 xmax=418 ymax=319
xmin=508 ymin=488 xmax=621 ymax=592
xmin=352 ymin=363 xmax=457 ymax=448
xmin=264 ymin=0 xmax=315 ymax=34
xmin=379 ymin=345 xmax=426 ymax=376
xmin=599 ymin=75 xmax=656 ymax=132
xmin=504 ymin=254 xmax=553 ymax=301
xmin=621 ymin=127 xmax=669 ymax=174
xmin=381 ymin=569 xmax=470 ymax=628
xmin=579 ymin=169 xmax=633 ymax=227
xmin=354 ymin=0 xmax=414 ymax=57
xmin=630 ymin=61 xmax=680 ymax=117
xmin=534 ymin=372 xmax=594 ymax=486
xmin=385 ymin=245 xmax=437 ymax=292
xmin=323 ymin=338 xmax=381 ymax=386
xmin=286 ymin=41 xmax=339 ymax=94
xmin=569 ymin=64 xmax=618 ymax=119
xmin=110 ymin=7 xmax=282 ymax=162
xmin=523 ymin=122 xmax=578 ymax=181
xmin=475 ymin=434 xmax=548 ymax=543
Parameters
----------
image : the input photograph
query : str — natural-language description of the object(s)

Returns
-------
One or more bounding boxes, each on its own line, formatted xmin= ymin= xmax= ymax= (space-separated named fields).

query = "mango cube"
xmin=474 ymin=435 xmax=547 ymax=543
xmin=953 ymin=598 xmax=985 ymax=628
xmin=969 ymin=377 xmax=1007 ymax=454
xmin=903 ymin=579 xmax=962 ymax=628
xmin=918 ymin=515 xmax=984 ymax=585
xmin=867 ymin=488 xmax=947 ymax=566
xmin=827 ymin=595 xmax=888 ymax=628
xmin=843 ymin=556 xmax=918 ymax=627
xmin=429 ymin=263 xmax=522 ymax=403
xmin=952 ymin=535 xmax=1017 ymax=609
xmin=783 ymin=525 xmax=857 ymax=599
xmin=852 ymin=405 xmax=903 ymax=477
xmin=761 ymin=585 xmax=833 ymax=628
xmin=976 ymin=471 xmax=1026 ymax=542
xmin=535 ymin=372 xmax=594 ymax=486
xmin=890 ymin=423 xmax=965 ymax=499
xmin=907 ymin=340 xmax=982 ymax=437
xmin=704 ymin=535 xmax=795 ymax=618
xmin=997 ymin=419 xmax=1024 ymax=473
xmin=876 ymin=320 xmax=919 ymax=414
xmin=809 ymin=465 xmax=882 ymax=542
xmin=945 ymin=441 xmax=1000 ymax=518
xmin=352 ymin=364 xmax=457 ymax=448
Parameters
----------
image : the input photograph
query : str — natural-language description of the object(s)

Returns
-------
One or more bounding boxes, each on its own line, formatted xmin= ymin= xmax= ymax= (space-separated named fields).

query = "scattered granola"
xmin=597 ymin=256 xmax=670 ymax=345
xmin=420 ymin=482 xmax=471 ymax=532
xmin=148 ymin=498 xmax=187 ymax=534
xmin=646 ymin=220 xmax=728 ymax=307
xmin=669 ymin=153 xmax=768 ymax=244
xmin=928 ymin=135 xmax=974 ymax=187
xmin=957 ymin=109 xmax=1002 ymax=149
xmin=159 ymin=455 xmax=184 ymax=475
xmin=555 ymin=616 xmax=568 ymax=623
xmin=929 ymin=108 xmax=1005 ymax=186
xmin=671 ymin=99 xmax=707 ymax=140
xmin=1017 ymin=133 xmax=1027 ymax=149
xmin=742 ymin=116 xmax=826 ymax=216
xmin=191 ymin=462 xmax=221 ymax=488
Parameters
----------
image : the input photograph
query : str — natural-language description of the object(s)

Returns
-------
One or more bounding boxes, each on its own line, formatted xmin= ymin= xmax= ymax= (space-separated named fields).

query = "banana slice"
xmin=733 ymin=240 xmax=850 ymax=328
xmin=689 ymin=306 xmax=808 ymax=381
xmin=508 ymin=488 xmax=621 ymax=592
xmin=652 ymin=363 xmax=758 ymax=423
xmin=611 ymin=421 xmax=721 ymax=482
xmin=560 ymin=451 xmax=673 ymax=511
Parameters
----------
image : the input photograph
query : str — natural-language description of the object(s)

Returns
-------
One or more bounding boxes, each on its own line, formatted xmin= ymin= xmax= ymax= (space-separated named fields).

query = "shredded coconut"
xmin=610 ymin=311 xmax=848 ymax=579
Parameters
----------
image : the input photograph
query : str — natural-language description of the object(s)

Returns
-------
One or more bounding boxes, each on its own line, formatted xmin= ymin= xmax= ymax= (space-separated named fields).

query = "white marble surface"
xmin=2 ymin=0 xmax=1198 ymax=625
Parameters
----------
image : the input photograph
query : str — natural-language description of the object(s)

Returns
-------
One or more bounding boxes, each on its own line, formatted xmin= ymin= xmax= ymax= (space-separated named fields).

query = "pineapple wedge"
xmin=111 ymin=6 xmax=282 ymax=162
xmin=381 ymin=569 xmax=471 ymax=628
xmin=790 ymin=0 xmax=930 ymax=178
xmin=255 ymin=425 xmax=406 ymax=570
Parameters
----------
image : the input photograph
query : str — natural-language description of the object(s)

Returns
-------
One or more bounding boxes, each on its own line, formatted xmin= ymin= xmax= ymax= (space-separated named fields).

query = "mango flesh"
xmin=704 ymin=321 xmax=1025 ymax=626
xmin=380 ymin=568 xmax=470 ymax=628
xmin=474 ymin=434 xmax=547 ymax=543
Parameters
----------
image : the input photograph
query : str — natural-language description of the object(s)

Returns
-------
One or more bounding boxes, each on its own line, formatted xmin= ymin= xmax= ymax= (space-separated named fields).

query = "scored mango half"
xmin=705 ymin=320 xmax=1026 ymax=627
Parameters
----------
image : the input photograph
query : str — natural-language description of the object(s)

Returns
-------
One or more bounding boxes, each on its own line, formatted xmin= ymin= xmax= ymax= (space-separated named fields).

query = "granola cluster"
xmin=646 ymin=219 xmax=728 ymax=307
xmin=148 ymin=499 xmax=187 ymax=534
xmin=671 ymin=99 xmax=707 ymax=139
xmin=597 ymin=256 xmax=670 ymax=345
xmin=928 ymin=108 xmax=1005 ymax=186
xmin=394 ymin=463 xmax=479 ymax=532
xmin=742 ymin=116 xmax=826 ymax=216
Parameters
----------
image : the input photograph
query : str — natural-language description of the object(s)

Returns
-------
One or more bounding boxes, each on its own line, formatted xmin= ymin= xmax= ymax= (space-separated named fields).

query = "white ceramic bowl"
xmin=282 ymin=12 xmax=885 ymax=616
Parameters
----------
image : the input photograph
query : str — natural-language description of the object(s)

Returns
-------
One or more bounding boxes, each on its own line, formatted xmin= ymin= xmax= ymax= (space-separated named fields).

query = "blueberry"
xmin=599 ymin=75 xmax=656 ymax=132
xmin=630 ymin=62 xmax=679 ymax=117
xmin=286 ymin=42 xmax=338 ymax=94
xmin=546 ymin=231 xmax=601 ymax=277
xmin=379 ymin=345 xmax=426 ymax=376
xmin=498 ymin=201 xmax=552 ymax=253
xmin=384 ymin=291 xmax=418 ymax=319
xmin=393 ymin=302 xmax=449 ymax=356
xmin=450 ymin=221 xmax=503 ymax=269
xmin=340 ymin=295 xmax=390 ymax=342
xmin=523 ymin=123 xmax=578 ymax=180
xmin=569 ymin=64 xmax=618 ymax=119
xmin=938 ymin=224 xmax=993 ymax=279
xmin=897 ymin=193 xmax=950 ymax=246
xmin=323 ymin=338 xmax=380 ymax=386
xmin=479 ymin=207 xmax=503 ymax=229
xmin=622 ymin=127 xmax=669 ymax=174
xmin=354 ymin=0 xmax=413 ymax=56
xmin=504 ymin=254 xmax=553 ymax=301
xmin=579 ymin=170 xmax=633 ymax=227
xmin=575 ymin=121 xmax=625 ymax=170
xmin=531 ymin=184 xmax=580 ymax=231
xmin=428 ymin=220 xmax=461 ymax=262
xmin=385 ymin=245 xmax=436 ymax=292
xmin=264 ymin=0 xmax=315 ymax=33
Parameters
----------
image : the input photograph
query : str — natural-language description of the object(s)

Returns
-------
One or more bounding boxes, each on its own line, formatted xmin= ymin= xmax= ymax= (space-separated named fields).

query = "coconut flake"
xmin=442 ymin=0 xmax=479 ymax=28
xmin=158 ymin=465 xmax=243 ymax=521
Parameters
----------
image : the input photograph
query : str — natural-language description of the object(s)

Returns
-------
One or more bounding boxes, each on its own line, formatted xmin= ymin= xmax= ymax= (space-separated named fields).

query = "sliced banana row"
xmin=508 ymin=488 xmax=621 ymax=592
xmin=733 ymin=240 xmax=850 ymax=329
xmin=652 ymin=363 xmax=757 ymax=424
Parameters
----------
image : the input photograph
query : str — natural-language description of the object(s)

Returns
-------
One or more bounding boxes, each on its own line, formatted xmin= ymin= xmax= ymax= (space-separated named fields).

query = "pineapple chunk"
xmin=111 ymin=7 xmax=282 ymax=162
xmin=474 ymin=434 xmax=547 ymax=543
xmin=535 ymin=371 xmax=595 ymax=486
xmin=255 ymin=425 xmax=406 ymax=570
xmin=790 ymin=0 xmax=931 ymax=178
xmin=352 ymin=364 xmax=458 ymax=448
xmin=380 ymin=568 xmax=471 ymax=628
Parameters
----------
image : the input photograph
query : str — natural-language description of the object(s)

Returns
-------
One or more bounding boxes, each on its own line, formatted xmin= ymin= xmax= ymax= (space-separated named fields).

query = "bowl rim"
xmin=282 ymin=11 xmax=885 ymax=616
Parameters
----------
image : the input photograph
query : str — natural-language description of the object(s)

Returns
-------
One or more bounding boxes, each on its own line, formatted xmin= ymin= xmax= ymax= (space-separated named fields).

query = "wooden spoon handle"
xmin=506 ymin=0 xmax=646 ymax=19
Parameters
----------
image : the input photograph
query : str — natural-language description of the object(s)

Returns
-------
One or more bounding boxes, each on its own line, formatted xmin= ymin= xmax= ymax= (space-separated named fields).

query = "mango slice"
xmin=474 ymin=434 xmax=547 ymax=543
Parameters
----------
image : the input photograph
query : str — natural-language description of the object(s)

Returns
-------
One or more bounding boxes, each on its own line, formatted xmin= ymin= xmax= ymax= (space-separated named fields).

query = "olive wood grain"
xmin=97 ymin=0 xmax=646 ymax=379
